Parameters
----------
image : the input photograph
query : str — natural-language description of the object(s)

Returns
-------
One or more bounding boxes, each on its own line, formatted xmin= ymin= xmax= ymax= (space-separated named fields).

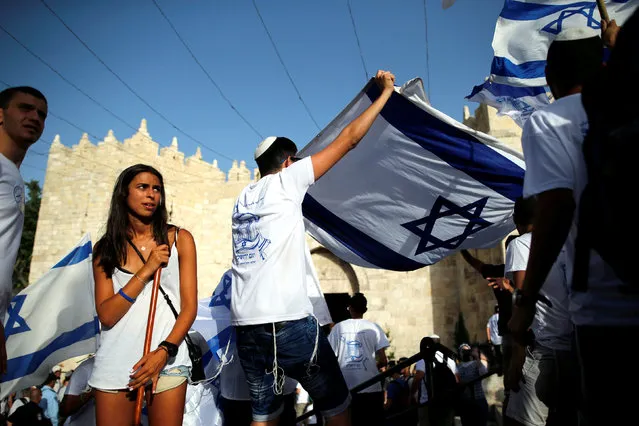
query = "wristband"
xmin=117 ymin=288 xmax=135 ymax=303
xmin=158 ymin=340 xmax=178 ymax=358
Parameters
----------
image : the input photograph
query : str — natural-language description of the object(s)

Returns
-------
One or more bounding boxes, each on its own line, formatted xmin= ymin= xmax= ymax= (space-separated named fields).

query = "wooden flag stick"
xmin=597 ymin=0 xmax=610 ymax=23
xmin=133 ymin=268 xmax=162 ymax=425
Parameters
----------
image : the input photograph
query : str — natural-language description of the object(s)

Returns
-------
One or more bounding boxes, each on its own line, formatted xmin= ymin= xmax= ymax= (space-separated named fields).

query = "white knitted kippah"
xmin=254 ymin=136 xmax=278 ymax=160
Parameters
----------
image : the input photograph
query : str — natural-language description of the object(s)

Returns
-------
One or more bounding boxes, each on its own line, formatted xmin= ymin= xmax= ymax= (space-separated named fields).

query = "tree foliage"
xmin=12 ymin=180 xmax=41 ymax=293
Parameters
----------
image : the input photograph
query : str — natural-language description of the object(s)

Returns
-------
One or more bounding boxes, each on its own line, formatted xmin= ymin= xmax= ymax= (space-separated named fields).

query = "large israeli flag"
xmin=467 ymin=0 xmax=638 ymax=126
xmin=1 ymin=234 xmax=99 ymax=399
xmin=299 ymin=78 xmax=525 ymax=271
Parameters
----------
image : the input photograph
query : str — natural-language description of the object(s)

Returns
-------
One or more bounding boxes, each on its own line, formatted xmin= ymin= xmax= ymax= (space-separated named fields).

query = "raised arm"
xmin=311 ymin=70 xmax=395 ymax=180
xmin=460 ymin=250 xmax=484 ymax=274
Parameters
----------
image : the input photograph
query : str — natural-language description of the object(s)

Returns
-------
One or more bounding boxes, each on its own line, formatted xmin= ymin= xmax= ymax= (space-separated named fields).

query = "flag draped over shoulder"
xmin=298 ymin=78 xmax=525 ymax=271
xmin=1 ymin=234 xmax=99 ymax=399
xmin=467 ymin=0 xmax=638 ymax=126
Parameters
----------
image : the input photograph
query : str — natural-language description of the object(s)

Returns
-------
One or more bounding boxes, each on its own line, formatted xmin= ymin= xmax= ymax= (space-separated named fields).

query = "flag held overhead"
xmin=299 ymin=78 xmax=525 ymax=271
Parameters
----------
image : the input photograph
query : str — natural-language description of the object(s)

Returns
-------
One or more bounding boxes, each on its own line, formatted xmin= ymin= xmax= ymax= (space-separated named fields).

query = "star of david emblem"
xmin=5 ymin=295 xmax=31 ymax=340
xmin=401 ymin=196 xmax=491 ymax=256
xmin=210 ymin=274 xmax=232 ymax=308
xmin=542 ymin=4 xmax=600 ymax=35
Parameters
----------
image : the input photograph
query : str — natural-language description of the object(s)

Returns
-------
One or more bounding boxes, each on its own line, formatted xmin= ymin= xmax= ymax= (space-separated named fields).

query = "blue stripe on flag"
xmin=366 ymin=84 xmax=525 ymax=202
xmin=302 ymin=195 xmax=425 ymax=271
xmin=491 ymin=57 xmax=546 ymax=79
xmin=2 ymin=317 xmax=99 ymax=382
xmin=207 ymin=326 xmax=234 ymax=361
xmin=500 ymin=1 xmax=597 ymax=21
xmin=467 ymin=80 xmax=547 ymax=99
xmin=52 ymin=241 xmax=92 ymax=269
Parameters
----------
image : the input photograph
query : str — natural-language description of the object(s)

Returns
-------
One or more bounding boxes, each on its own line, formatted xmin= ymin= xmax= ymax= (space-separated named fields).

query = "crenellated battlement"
xmin=48 ymin=118 xmax=255 ymax=184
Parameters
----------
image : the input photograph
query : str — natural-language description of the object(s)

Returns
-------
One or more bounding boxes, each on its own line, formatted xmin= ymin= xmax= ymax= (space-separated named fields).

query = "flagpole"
xmin=133 ymin=268 xmax=162 ymax=426
xmin=596 ymin=0 xmax=610 ymax=22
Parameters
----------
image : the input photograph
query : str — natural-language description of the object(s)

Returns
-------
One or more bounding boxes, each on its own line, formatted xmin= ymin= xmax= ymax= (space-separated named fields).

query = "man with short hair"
xmin=8 ymin=387 xmax=51 ymax=425
xmin=0 ymin=86 xmax=48 ymax=373
xmin=508 ymin=23 xmax=639 ymax=425
xmin=231 ymin=70 xmax=395 ymax=426
xmin=328 ymin=293 xmax=389 ymax=426
xmin=40 ymin=373 xmax=59 ymax=426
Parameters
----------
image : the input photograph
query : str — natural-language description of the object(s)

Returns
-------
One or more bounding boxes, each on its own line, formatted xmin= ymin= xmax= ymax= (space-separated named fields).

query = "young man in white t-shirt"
xmin=0 ymin=86 xmax=48 ymax=375
xmin=327 ymin=293 xmax=389 ymax=426
xmin=501 ymin=197 xmax=576 ymax=426
xmin=231 ymin=70 xmax=395 ymax=426
xmin=509 ymin=24 xmax=639 ymax=425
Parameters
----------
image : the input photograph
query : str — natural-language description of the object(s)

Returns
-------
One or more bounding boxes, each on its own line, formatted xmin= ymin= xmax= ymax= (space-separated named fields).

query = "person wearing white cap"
xmin=508 ymin=21 xmax=623 ymax=426
xmin=51 ymin=365 xmax=63 ymax=393
xmin=231 ymin=70 xmax=395 ymax=426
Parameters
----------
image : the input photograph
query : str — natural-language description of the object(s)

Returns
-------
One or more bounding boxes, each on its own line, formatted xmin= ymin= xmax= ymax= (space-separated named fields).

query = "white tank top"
xmin=89 ymin=242 xmax=191 ymax=390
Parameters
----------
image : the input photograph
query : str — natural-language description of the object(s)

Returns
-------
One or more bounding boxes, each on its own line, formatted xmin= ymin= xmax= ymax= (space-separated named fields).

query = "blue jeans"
xmin=236 ymin=315 xmax=351 ymax=422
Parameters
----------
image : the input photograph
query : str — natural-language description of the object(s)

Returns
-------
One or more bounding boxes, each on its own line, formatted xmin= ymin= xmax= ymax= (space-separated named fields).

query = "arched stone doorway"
xmin=311 ymin=247 xmax=359 ymax=324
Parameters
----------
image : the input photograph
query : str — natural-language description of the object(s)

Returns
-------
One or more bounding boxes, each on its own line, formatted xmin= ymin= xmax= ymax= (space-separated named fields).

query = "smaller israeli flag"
xmin=1 ymin=234 xmax=99 ymax=399
xmin=468 ymin=0 xmax=638 ymax=125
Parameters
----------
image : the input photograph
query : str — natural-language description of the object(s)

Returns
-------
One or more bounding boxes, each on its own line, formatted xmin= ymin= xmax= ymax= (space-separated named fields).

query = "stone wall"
xmin=31 ymin=104 xmax=522 ymax=358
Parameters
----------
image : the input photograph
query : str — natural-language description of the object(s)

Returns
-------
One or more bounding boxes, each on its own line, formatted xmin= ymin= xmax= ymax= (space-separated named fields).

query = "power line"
xmin=0 ymin=77 xmax=102 ymax=140
xmin=38 ymin=0 xmax=233 ymax=161
xmin=346 ymin=0 xmax=369 ymax=81
xmin=422 ymin=0 xmax=432 ymax=99
xmin=1 ymin=78 xmax=242 ymax=185
xmin=0 ymin=23 xmax=139 ymax=135
xmin=149 ymin=0 xmax=264 ymax=140
xmin=251 ymin=0 xmax=321 ymax=131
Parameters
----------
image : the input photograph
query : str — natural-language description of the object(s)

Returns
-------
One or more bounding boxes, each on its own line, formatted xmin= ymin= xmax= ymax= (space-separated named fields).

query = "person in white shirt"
xmin=498 ymin=197 xmax=576 ymax=426
xmin=231 ymin=70 xmax=395 ymax=426
xmin=0 ymin=86 xmax=47 ymax=374
xmin=328 ymin=293 xmax=389 ymax=426
xmin=509 ymin=20 xmax=639 ymax=425
xmin=485 ymin=306 xmax=502 ymax=368
xmin=411 ymin=335 xmax=457 ymax=426
xmin=60 ymin=357 xmax=96 ymax=426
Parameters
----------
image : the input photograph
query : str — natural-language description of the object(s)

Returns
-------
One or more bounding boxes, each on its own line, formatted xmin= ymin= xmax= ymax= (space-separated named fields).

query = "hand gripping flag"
xmin=298 ymin=78 xmax=525 ymax=271
xmin=467 ymin=0 xmax=638 ymax=126
xmin=1 ymin=234 xmax=99 ymax=399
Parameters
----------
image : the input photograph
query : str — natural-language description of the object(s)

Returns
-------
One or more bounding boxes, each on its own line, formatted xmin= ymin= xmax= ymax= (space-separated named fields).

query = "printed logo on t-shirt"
xmin=233 ymin=212 xmax=271 ymax=265
xmin=13 ymin=184 xmax=24 ymax=215
xmin=341 ymin=335 xmax=368 ymax=369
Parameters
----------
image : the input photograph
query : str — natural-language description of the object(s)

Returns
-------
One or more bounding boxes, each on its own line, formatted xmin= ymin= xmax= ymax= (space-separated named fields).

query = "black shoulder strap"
xmin=125 ymin=237 xmax=179 ymax=320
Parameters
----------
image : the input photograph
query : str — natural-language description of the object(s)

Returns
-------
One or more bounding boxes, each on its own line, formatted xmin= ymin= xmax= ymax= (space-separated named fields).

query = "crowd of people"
xmin=1 ymin=8 xmax=638 ymax=426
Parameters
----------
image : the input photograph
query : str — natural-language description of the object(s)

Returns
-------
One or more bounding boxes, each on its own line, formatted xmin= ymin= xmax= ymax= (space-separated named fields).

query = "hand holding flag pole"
xmin=597 ymin=0 xmax=610 ymax=22
xmin=133 ymin=268 xmax=162 ymax=426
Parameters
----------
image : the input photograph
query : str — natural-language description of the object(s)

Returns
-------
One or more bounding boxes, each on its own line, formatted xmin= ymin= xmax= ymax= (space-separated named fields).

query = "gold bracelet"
xmin=133 ymin=274 xmax=146 ymax=285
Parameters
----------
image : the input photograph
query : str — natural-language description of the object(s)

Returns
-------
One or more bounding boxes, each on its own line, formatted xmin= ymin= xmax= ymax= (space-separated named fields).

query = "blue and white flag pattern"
xmin=1 ymin=234 xmax=99 ymax=399
xmin=192 ymin=269 xmax=332 ymax=373
xmin=299 ymin=78 xmax=525 ymax=271
xmin=467 ymin=0 xmax=638 ymax=126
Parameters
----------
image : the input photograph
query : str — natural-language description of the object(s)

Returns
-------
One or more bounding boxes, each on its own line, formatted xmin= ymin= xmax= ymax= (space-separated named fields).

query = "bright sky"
xmin=1 ymin=0 xmax=504 ymax=186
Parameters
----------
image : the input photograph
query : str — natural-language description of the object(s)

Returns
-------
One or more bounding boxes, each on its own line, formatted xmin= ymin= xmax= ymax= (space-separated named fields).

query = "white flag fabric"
xmin=298 ymin=78 xmax=525 ymax=271
xmin=1 ymin=234 xmax=99 ymax=399
xmin=468 ymin=0 xmax=638 ymax=126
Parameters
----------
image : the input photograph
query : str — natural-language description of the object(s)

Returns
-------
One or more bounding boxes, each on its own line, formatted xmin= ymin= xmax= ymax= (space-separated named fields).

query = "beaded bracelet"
xmin=117 ymin=288 xmax=135 ymax=303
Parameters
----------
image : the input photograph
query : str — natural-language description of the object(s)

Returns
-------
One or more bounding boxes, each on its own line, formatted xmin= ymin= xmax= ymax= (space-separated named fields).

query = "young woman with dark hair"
xmin=88 ymin=164 xmax=197 ymax=426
